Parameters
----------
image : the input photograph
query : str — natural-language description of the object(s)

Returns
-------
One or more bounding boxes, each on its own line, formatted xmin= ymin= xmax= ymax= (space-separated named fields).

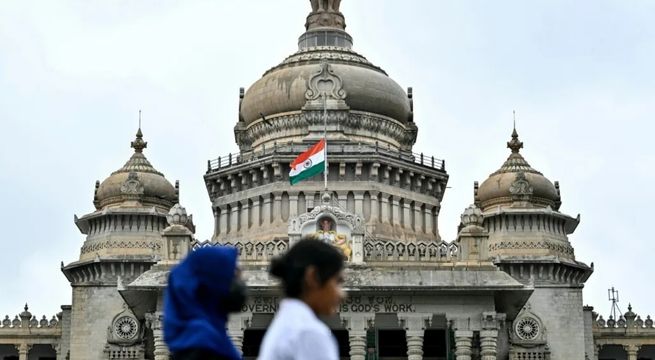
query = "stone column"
xmin=424 ymin=207 xmax=434 ymax=236
xmin=212 ymin=207 xmax=219 ymax=237
xmin=262 ymin=195 xmax=272 ymax=225
xmin=480 ymin=330 xmax=497 ymax=360
xmin=370 ymin=191 xmax=380 ymax=223
xmin=354 ymin=193 xmax=364 ymax=215
xmin=433 ymin=206 xmax=440 ymax=237
xmin=625 ymin=344 xmax=640 ymax=360
xmin=391 ymin=198 xmax=401 ymax=226
xmin=414 ymin=202 xmax=424 ymax=234
xmin=343 ymin=314 xmax=374 ymax=360
xmin=454 ymin=330 xmax=473 ymax=360
xmin=52 ymin=344 xmax=61 ymax=360
xmin=480 ymin=312 xmax=498 ymax=360
xmin=241 ymin=200 xmax=250 ymax=230
xmin=218 ymin=205 xmax=228 ymax=236
xmin=289 ymin=193 xmax=299 ymax=218
xmin=146 ymin=312 xmax=169 ymax=360
xmin=230 ymin=202 xmax=240 ymax=234
xmin=402 ymin=201 xmax=412 ymax=231
xmin=228 ymin=313 xmax=253 ymax=355
xmin=380 ymin=195 xmax=390 ymax=224
xmin=594 ymin=344 xmax=601 ymax=360
xmin=251 ymin=197 xmax=261 ymax=229
xmin=16 ymin=343 xmax=31 ymax=360
xmin=399 ymin=313 xmax=431 ymax=360
xmin=272 ymin=192 xmax=283 ymax=224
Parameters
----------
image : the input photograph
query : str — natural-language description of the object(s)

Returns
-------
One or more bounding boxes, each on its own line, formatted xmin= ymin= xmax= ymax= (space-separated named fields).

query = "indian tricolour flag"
xmin=289 ymin=139 xmax=326 ymax=185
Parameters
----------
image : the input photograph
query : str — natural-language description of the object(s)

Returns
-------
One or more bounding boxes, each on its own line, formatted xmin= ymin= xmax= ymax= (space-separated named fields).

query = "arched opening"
xmin=363 ymin=191 xmax=371 ymax=220
xmin=347 ymin=192 xmax=355 ymax=213
xmin=298 ymin=192 xmax=307 ymax=214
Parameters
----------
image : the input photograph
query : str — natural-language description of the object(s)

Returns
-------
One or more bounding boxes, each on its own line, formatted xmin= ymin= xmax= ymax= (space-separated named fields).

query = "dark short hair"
xmin=269 ymin=239 xmax=344 ymax=298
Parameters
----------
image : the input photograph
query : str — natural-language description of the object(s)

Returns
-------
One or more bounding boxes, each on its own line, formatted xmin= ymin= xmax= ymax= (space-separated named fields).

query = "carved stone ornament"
xmin=510 ymin=303 xmax=547 ymax=348
xmin=515 ymin=317 xmax=540 ymax=340
xmin=460 ymin=204 xmax=484 ymax=227
xmin=107 ymin=306 xmax=142 ymax=345
xmin=307 ymin=0 xmax=345 ymax=30
xmin=288 ymin=194 xmax=364 ymax=234
xmin=114 ymin=316 xmax=139 ymax=340
xmin=509 ymin=172 xmax=533 ymax=196
xmin=120 ymin=172 xmax=144 ymax=195
xmin=305 ymin=60 xmax=347 ymax=102
xmin=509 ymin=171 xmax=533 ymax=203
xmin=166 ymin=203 xmax=189 ymax=226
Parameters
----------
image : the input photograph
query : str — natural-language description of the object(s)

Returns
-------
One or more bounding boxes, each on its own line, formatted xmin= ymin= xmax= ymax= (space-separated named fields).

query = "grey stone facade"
xmin=0 ymin=1 xmax=632 ymax=360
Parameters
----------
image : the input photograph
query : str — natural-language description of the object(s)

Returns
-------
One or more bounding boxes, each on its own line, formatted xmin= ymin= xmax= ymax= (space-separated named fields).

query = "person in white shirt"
xmin=258 ymin=239 xmax=345 ymax=360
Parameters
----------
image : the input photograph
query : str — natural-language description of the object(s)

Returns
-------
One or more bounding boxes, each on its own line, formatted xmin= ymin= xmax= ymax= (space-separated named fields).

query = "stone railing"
xmin=592 ymin=305 xmax=655 ymax=359
xmin=0 ymin=304 xmax=60 ymax=330
xmin=595 ymin=313 xmax=654 ymax=330
xmin=193 ymin=239 xmax=289 ymax=262
xmin=364 ymin=239 xmax=458 ymax=262
xmin=193 ymin=238 xmax=458 ymax=263
xmin=207 ymin=142 xmax=445 ymax=173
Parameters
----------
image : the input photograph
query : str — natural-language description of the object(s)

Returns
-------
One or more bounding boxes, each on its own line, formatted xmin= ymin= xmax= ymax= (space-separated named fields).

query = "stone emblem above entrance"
xmin=288 ymin=192 xmax=365 ymax=263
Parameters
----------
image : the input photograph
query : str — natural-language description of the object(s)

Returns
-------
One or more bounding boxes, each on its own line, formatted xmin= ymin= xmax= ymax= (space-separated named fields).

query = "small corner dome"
xmin=94 ymin=128 xmax=177 ymax=211
xmin=476 ymin=128 xmax=560 ymax=211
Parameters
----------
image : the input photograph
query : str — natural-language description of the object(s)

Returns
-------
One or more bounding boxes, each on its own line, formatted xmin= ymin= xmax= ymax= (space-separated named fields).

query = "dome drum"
xmin=298 ymin=29 xmax=352 ymax=49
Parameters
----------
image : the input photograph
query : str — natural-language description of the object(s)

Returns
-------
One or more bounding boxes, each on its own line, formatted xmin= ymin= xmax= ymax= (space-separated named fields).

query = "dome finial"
xmin=131 ymin=110 xmax=147 ymax=153
xmin=507 ymin=110 xmax=523 ymax=154
xmin=306 ymin=0 xmax=345 ymax=31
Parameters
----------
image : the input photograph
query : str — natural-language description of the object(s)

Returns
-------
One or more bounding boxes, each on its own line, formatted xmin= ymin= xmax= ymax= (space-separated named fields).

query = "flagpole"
xmin=323 ymin=92 xmax=328 ymax=192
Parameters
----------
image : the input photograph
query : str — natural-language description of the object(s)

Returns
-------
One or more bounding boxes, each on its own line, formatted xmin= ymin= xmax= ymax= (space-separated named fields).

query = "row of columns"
xmin=211 ymin=161 xmax=441 ymax=199
xmin=9 ymin=343 xmax=62 ymax=360
xmin=215 ymin=192 xmax=439 ymax=238
xmin=146 ymin=312 xmax=169 ymax=360
xmin=221 ymin=312 xmax=499 ymax=360
xmin=594 ymin=343 xmax=643 ymax=360
xmin=147 ymin=311 xmax=500 ymax=360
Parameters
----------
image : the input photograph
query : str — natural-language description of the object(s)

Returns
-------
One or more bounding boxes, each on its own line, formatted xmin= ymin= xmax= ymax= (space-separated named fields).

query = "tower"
xmin=62 ymin=127 xmax=185 ymax=360
xmin=206 ymin=0 xmax=447 ymax=252
xmin=474 ymin=127 xmax=593 ymax=359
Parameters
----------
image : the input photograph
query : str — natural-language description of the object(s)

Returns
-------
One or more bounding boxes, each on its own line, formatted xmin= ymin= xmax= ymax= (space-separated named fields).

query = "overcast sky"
xmin=1 ymin=0 xmax=653 ymax=320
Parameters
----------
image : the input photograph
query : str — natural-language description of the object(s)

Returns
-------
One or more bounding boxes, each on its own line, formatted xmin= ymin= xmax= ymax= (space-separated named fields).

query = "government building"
xmin=0 ymin=1 xmax=653 ymax=359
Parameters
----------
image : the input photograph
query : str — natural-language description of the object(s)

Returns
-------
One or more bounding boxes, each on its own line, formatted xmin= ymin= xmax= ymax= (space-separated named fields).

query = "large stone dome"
xmin=94 ymin=128 xmax=178 ymax=211
xmin=233 ymin=1 xmax=417 ymax=153
xmin=475 ymin=128 xmax=561 ymax=211
xmin=240 ymin=47 xmax=411 ymax=125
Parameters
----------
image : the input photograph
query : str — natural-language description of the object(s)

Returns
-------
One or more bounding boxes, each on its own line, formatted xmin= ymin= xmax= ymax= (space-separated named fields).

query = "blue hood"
xmin=164 ymin=246 xmax=242 ymax=360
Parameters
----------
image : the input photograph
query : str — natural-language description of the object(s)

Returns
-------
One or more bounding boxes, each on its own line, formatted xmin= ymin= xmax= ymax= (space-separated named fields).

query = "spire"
xmin=490 ymin=117 xmax=539 ymax=176
xmin=112 ymin=113 xmax=161 ymax=176
xmin=306 ymin=0 xmax=345 ymax=31
xmin=507 ymin=112 xmax=523 ymax=154
xmin=131 ymin=111 xmax=147 ymax=153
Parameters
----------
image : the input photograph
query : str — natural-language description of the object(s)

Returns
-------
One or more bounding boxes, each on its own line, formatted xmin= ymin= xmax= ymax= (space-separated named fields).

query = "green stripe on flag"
xmin=290 ymin=161 xmax=325 ymax=185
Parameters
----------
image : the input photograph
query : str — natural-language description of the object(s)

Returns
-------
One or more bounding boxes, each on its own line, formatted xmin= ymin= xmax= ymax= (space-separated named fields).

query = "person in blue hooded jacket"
xmin=164 ymin=246 xmax=247 ymax=360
